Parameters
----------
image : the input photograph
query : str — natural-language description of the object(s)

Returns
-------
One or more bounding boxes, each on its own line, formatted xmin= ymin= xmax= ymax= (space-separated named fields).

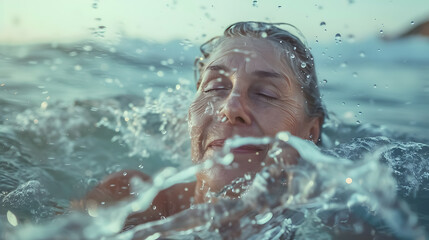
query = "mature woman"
xmin=73 ymin=21 xmax=325 ymax=229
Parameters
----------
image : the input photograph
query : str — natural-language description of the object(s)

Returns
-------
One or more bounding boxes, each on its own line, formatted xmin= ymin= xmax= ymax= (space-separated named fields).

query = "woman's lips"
xmin=230 ymin=145 xmax=264 ymax=153
xmin=207 ymin=139 xmax=265 ymax=154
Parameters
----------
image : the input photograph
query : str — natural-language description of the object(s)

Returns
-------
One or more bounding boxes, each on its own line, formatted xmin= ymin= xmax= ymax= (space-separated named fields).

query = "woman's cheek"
xmin=188 ymin=95 xmax=216 ymax=163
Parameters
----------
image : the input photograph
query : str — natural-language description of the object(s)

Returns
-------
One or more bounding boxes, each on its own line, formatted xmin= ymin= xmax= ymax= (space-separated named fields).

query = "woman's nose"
xmin=219 ymin=92 xmax=252 ymax=125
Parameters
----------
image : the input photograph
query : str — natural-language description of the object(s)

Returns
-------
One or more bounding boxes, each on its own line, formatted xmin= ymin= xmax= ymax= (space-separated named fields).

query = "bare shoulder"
xmin=71 ymin=169 xmax=196 ymax=229
xmin=90 ymin=170 xmax=150 ymax=203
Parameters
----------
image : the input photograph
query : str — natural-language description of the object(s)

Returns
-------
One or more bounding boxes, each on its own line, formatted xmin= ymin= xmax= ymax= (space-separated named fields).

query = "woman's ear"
xmin=307 ymin=117 xmax=321 ymax=144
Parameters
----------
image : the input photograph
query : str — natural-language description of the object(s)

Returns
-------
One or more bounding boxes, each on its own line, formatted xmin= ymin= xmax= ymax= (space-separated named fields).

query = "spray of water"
xmin=9 ymin=132 xmax=425 ymax=240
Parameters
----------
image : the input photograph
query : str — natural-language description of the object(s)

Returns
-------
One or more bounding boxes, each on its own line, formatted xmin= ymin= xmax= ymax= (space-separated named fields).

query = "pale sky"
xmin=1 ymin=0 xmax=428 ymax=45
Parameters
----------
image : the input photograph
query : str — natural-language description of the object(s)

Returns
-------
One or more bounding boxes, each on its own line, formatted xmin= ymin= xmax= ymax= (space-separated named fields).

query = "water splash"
xmin=9 ymin=133 xmax=427 ymax=239
xmin=96 ymin=86 xmax=193 ymax=166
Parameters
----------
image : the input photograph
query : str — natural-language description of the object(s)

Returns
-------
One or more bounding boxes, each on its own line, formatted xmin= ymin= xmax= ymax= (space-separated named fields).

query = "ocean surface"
xmin=0 ymin=35 xmax=428 ymax=239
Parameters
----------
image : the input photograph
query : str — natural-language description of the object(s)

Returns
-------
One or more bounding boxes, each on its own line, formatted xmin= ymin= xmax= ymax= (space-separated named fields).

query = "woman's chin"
xmin=201 ymin=163 xmax=252 ymax=193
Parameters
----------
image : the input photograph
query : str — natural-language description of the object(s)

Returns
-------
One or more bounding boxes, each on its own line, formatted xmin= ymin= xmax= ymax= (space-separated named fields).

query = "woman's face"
xmin=188 ymin=37 xmax=320 ymax=194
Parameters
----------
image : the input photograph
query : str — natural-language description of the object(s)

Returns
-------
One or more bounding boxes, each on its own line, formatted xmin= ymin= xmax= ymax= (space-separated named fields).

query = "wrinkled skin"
xmin=188 ymin=37 xmax=321 ymax=203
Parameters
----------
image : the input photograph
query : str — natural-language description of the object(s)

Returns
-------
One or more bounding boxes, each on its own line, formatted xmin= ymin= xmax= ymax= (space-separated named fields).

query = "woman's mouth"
xmin=207 ymin=139 xmax=265 ymax=154
xmin=230 ymin=144 xmax=264 ymax=154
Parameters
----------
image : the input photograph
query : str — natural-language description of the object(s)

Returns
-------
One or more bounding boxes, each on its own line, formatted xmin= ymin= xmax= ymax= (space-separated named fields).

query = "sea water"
xmin=0 ymin=36 xmax=428 ymax=239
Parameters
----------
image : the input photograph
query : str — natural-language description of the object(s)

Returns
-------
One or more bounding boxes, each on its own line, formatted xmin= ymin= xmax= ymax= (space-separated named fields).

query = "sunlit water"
xmin=0 ymin=36 xmax=428 ymax=239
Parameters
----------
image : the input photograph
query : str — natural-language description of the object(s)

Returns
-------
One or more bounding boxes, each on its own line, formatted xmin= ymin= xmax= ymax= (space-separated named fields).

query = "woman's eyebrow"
xmin=207 ymin=64 xmax=229 ymax=72
xmin=252 ymin=70 xmax=282 ymax=79
xmin=208 ymin=65 xmax=281 ymax=79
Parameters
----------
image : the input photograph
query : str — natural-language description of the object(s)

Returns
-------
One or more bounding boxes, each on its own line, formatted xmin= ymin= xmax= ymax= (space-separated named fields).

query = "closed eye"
xmin=203 ymin=87 xmax=228 ymax=93
xmin=254 ymin=88 xmax=279 ymax=100
xmin=257 ymin=92 xmax=277 ymax=99
xmin=256 ymin=93 xmax=278 ymax=102
xmin=204 ymin=88 xmax=227 ymax=93
xmin=202 ymin=78 xmax=231 ymax=93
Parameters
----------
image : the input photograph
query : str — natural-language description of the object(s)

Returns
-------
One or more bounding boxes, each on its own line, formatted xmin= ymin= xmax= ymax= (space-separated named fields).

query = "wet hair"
xmin=195 ymin=21 xmax=326 ymax=142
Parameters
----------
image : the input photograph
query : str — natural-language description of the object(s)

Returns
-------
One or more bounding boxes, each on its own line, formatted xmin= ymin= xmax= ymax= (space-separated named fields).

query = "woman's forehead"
xmin=203 ymin=37 xmax=293 ymax=76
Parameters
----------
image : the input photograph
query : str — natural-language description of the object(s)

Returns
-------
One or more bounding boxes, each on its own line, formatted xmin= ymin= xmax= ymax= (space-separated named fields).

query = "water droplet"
xmin=353 ymin=72 xmax=358 ymax=78
xmin=411 ymin=21 xmax=415 ymax=25
xmin=146 ymin=233 xmax=161 ymax=240
xmin=41 ymin=101 xmax=48 ymax=110
xmin=261 ymin=32 xmax=268 ymax=38
xmin=221 ymin=153 xmax=234 ymax=165
xmin=83 ymin=45 xmax=93 ymax=51
xmin=320 ymin=21 xmax=326 ymax=26
xmin=92 ymin=3 xmax=98 ymax=9
xmin=157 ymin=71 xmax=164 ymax=77
xmin=359 ymin=51 xmax=366 ymax=58
xmin=373 ymin=84 xmax=377 ymax=88
xmin=301 ymin=62 xmax=307 ymax=68
xmin=346 ymin=177 xmax=353 ymax=184
xmin=277 ymin=132 xmax=290 ymax=142
xmin=255 ymin=212 xmax=273 ymax=225
xmin=335 ymin=33 xmax=342 ymax=43
xmin=379 ymin=29 xmax=384 ymax=34
xmin=322 ymin=79 xmax=328 ymax=84
xmin=252 ymin=0 xmax=258 ymax=7
xmin=7 ymin=211 xmax=18 ymax=227
xmin=244 ymin=173 xmax=252 ymax=180
xmin=342 ymin=102 xmax=346 ymax=105
xmin=340 ymin=62 xmax=347 ymax=68
xmin=357 ymin=103 xmax=360 ymax=107
xmin=290 ymin=54 xmax=295 ymax=59
xmin=356 ymin=120 xmax=361 ymax=124
xmin=152 ymin=206 xmax=157 ymax=210
xmin=74 ymin=65 xmax=82 ymax=71
xmin=123 ymin=172 xmax=127 ymax=176
xmin=358 ymin=111 xmax=362 ymax=115
xmin=138 ymin=164 xmax=144 ymax=169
